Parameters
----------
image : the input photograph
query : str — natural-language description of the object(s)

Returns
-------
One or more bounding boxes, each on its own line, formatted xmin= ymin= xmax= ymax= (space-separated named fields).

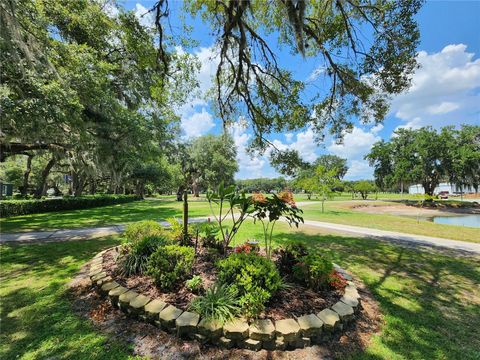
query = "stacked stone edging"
xmin=88 ymin=247 xmax=363 ymax=351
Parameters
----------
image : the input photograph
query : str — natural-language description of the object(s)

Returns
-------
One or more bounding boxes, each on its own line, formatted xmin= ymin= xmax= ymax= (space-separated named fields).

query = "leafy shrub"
xmin=233 ymin=243 xmax=257 ymax=254
xmin=189 ymin=284 xmax=239 ymax=324
xmin=185 ymin=275 xmax=204 ymax=293
xmin=275 ymin=242 xmax=308 ymax=275
xmin=216 ymin=252 xmax=282 ymax=318
xmin=328 ymin=271 xmax=347 ymax=290
xmin=199 ymin=221 xmax=221 ymax=249
xmin=146 ymin=245 xmax=195 ymax=290
xmin=0 ymin=194 xmax=141 ymax=218
xmin=293 ymin=254 xmax=334 ymax=291
xmin=124 ymin=220 xmax=165 ymax=244
xmin=120 ymin=235 xmax=170 ymax=276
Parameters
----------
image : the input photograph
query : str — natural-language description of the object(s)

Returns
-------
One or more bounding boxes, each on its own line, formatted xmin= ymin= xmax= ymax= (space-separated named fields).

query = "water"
xmin=432 ymin=214 xmax=480 ymax=228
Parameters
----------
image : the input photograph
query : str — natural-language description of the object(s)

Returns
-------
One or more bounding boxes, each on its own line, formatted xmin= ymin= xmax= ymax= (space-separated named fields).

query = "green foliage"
xmin=0 ymin=194 xmax=140 ymax=218
xmin=216 ymin=252 xmax=282 ymax=318
xmin=293 ymin=254 xmax=334 ymax=291
xmin=367 ymin=125 xmax=480 ymax=196
xmin=146 ymin=245 xmax=195 ymax=290
xmin=274 ymin=242 xmax=308 ymax=275
xmin=189 ymin=284 xmax=240 ymax=324
xmin=235 ymin=177 xmax=287 ymax=193
xmin=198 ymin=220 xmax=221 ymax=248
xmin=120 ymin=235 xmax=170 ymax=276
xmin=185 ymin=275 xmax=204 ymax=294
xmin=353 ymin=180 xmax=377 ymax=200
xmin=124 ymin=220 xmax=165 ymax=244
xmin=251 ymin=191 xmax=304 ymax=258
xmin=206 ymin=182 xmax=254 ymax=251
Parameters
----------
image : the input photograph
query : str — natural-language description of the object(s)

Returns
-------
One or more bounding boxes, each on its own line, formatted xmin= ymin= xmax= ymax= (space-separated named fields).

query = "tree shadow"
xmin=272 ymin=231 xmax=480 ymax=359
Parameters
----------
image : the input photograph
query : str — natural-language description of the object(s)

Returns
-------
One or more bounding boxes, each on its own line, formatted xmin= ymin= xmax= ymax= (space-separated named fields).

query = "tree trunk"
xmin=183 ymin=190 xmax=189 ymax=239
xmin=35 ymin=157 xmax=56 ymax=198
xmin=89 ymin=177 xmax=96 ymax=195
xmin=192 ymin=180 xmax=200 ymax=197
xmin=21 ymin=154 xmax=33 ymax=195
xmin=176 ymin=186 xmax=183 ymax=201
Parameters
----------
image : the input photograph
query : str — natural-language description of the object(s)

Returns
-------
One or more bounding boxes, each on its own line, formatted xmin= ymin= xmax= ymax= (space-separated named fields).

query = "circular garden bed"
xmin=87 ymin=191 xmax=366 ymax=352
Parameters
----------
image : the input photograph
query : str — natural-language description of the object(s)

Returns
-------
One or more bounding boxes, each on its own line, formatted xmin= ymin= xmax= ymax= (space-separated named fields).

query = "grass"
xmin=0 ymin=199 xmax=211 ymax=233
xmin=1 ymin=196 xmax=478 ymax=244
xmin=1 ymin=222 xmax=479 ymax=359
xmin=0 ymin=236 xmax=136 ymax=360
xmin=300 ymin=201 xmax=480 ymax=243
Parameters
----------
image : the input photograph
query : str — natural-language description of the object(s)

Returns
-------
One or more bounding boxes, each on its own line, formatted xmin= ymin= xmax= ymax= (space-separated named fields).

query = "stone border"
xmin=88 ymin=247 xmax=363 ymax=351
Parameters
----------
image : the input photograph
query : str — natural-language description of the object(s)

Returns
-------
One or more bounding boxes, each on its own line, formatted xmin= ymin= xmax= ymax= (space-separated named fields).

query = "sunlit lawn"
xmin=300 ymin=201 xmax=480 ymax=243
xmin=1 ymin=222 xmax=479 ymax=359
xmin=2 ymin=197 xmax=478 ymax=244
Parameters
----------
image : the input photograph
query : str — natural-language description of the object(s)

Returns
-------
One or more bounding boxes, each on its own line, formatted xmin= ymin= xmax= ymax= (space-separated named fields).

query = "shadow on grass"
xmin=272 ymin=231 xmax=480 ymax=359
xmin=0 ymin=237 xmax=131 ymax=360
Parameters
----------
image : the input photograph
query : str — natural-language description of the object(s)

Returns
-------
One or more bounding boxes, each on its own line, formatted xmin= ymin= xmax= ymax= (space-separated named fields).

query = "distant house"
xmin=408 ymin=182 xmax=475 ymax=195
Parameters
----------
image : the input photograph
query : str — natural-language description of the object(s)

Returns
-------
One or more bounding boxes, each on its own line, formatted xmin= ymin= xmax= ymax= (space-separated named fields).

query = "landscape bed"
xmin=88 ymin=246 xmax=364 ymax=351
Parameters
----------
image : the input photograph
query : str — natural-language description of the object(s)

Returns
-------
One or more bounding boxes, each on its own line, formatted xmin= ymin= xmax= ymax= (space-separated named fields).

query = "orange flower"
xmin=252 ymin=192 xmax=267 ymax=204
xmin=278 ymin=190 xmax=295 ymax=206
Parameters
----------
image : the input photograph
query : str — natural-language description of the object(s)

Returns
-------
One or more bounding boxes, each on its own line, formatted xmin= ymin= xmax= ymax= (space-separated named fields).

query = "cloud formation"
xmin=391 ymin=44 xmax=480 ymax=129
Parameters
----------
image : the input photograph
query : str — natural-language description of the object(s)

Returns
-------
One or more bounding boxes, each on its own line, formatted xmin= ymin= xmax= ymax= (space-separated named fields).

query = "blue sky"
xmin=117 ymin=0 xmax=480 ymax=180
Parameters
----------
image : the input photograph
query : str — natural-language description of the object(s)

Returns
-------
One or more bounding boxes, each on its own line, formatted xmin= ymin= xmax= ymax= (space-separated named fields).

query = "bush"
xmin=189 ymin=284 xmax=239 ymax=324
xmin=275 ymin=242 xmax=308 ymax=275
xmin=0 ymin=194 xmax=141 ymax=218
xmin=120 ymin=235 xmax=170 ymax=276
xmin=124 ymin=220 xmax=165 ymax=244
xmin=292 ymin=254 xmax=334 ymax=291
xmin=185 ymin=275 xmax=204 ymax=294
xmin=146 ymin=245 xmax=195 ymax=290
xmin=216 ymin=252 xmax=282 ymax=318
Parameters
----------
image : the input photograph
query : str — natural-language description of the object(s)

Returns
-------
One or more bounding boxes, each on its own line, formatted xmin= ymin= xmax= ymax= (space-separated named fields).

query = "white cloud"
xmin=181 ymin=108 xmax=215 ymax=138
xmin=391 ymin=44 xmax=480 ymax=128
xmin=229 ymin=121 xmax=266 ymax=178
xmin=427 ymin=101 xmax=459 ymax=115
xmin=326 ymin=127 xmax=381 ymax=180
xmin=134 ymin=3 xmax=155 ymax=29
xmin=307 ymin=66 xmax=326 ymax=81
xmin=285 ymin=133 xmax=294 ymax=142
xmin=104 ymin=2 xmax=119 ymax=18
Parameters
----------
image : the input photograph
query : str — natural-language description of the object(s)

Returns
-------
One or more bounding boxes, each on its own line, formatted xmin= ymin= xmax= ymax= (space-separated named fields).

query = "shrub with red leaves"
xmin=328 ymin=271 xmax=347 ymax=290
xmin=234 ymin=243 xmax=254 ymax=254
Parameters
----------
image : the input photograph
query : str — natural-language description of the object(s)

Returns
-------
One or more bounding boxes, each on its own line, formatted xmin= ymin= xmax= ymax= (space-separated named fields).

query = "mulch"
xmin=69 ymin=261 xmax=384 ymax=359
xmin=102 ymin=246 xmax=343 ymax=320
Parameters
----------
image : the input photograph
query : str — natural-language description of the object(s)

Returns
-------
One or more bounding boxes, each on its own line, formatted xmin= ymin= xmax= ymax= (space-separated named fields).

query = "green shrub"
xmin=124 ymin=220 xmax=165 ymax=244
xmin=275 ymin=242 xmax=308 ymax=275
xmin=146 ymin=245 xmax=195 ymax=290
xmin=185 ymin=275 xmax=204 ymax=294
xmin=189 ymin=284 xmax=239 ymax=324
xmin=120 ymin=235 xmax=170 ymax=276
xmin=216 ymin=252 xmax=282 ymax=318
xmin=292 ymin=254 xmax=334 ymax=290
xmin=0 ymin=194 xmax=141 ymax=218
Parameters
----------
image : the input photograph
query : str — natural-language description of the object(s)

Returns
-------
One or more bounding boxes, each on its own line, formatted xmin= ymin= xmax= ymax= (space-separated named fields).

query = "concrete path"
xmin=1 ymin=216 xmax=479 ymax=255
xmin=299 ymin=219 xmax=480 ymax=254
xmin=0 ymin=218 xmax=207 ymax=243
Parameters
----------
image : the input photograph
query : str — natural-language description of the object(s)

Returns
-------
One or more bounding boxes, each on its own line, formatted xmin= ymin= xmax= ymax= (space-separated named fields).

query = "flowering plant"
xmin=328 ymin=271 xmax=347 ymax=290
xmin=251 ymin=190 xmax=304 ymax=259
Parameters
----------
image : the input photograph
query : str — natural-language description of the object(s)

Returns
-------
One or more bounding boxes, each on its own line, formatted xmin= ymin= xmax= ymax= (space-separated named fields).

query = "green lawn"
xmin=0 ymin=199 xmax=211 ymax=233
xmin=300 ymin=201 xmax=480 ymax=243
xmin=1 ymin=198 xmax=479 ymax=244
xmin=2 ymin=222 xmax=479 ymax=359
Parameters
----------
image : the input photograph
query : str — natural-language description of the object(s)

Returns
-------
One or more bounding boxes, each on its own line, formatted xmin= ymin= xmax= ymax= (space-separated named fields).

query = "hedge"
xmin=0 ymin=194 xmax=142 ymax=218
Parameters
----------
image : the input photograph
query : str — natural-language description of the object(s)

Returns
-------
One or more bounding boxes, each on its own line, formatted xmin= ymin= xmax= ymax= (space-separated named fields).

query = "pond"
xmin=432 ymin=214 xmax=480 ymax=228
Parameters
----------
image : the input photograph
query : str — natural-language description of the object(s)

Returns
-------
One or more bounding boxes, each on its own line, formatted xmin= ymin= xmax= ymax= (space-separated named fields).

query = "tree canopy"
xmin=366 ymin=125 xmax=480 ymax=196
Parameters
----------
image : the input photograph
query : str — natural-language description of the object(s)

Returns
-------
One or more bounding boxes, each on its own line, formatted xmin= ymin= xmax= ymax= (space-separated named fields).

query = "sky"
xmin=117 ymin=0 xmax=480 ymax=180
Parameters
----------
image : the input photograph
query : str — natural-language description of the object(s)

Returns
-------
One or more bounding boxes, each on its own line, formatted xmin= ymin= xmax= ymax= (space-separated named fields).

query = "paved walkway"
xmin=1 ymin=217 xmax=479 ymax=255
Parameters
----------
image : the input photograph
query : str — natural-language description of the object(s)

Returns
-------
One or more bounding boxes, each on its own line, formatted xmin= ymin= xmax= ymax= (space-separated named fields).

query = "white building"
xmin=408 ymin=182 xmax=475 ymax=195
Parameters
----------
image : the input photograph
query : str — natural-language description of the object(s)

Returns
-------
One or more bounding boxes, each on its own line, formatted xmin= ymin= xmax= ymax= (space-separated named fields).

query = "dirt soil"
xmin=69 ymin=261 xmax=383 ymax=359
xmin=350 ymin=202 xmax=480 ymax=217
xmin=103 ymin=247 xmax=343 ymax=320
